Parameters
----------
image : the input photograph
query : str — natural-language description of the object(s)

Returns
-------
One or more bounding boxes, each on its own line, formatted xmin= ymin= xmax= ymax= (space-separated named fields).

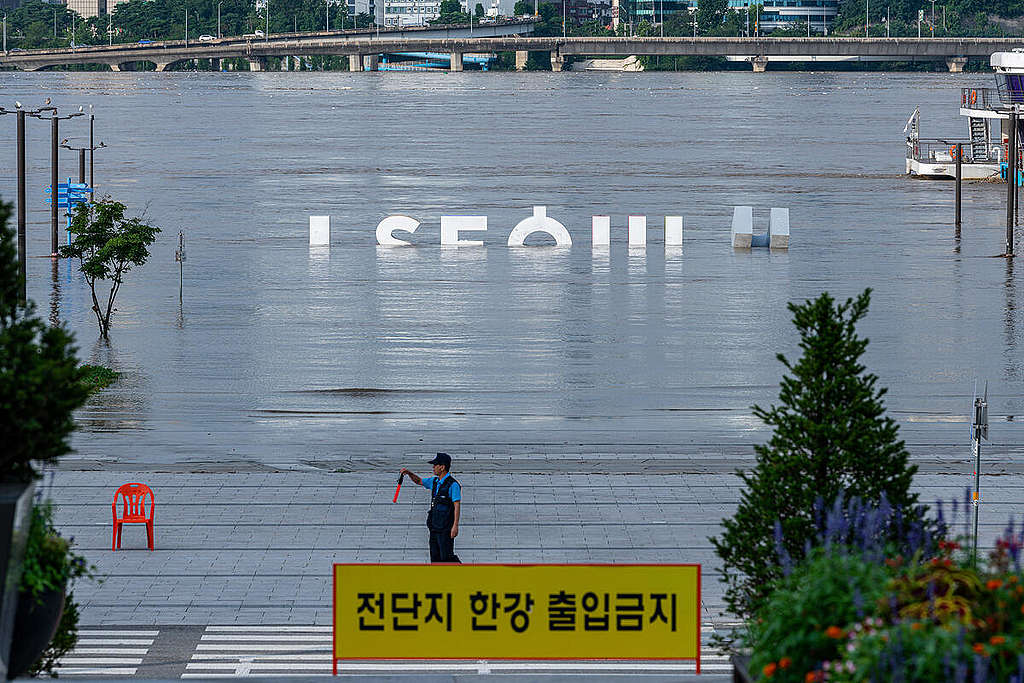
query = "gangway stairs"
xmin=970 ymin=117 xmax=991 ymax=161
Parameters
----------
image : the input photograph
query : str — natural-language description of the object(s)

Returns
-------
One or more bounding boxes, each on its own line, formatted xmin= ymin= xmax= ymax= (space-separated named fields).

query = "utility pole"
xmin=886 ymin=6 xmax=889 ymax=37
xmin=108 ymin=14 xmax=112 ymax=45
xmin=3 ymin=13 xmax=7 ymax=54
xmin=1008 ymin=109 xmax=1017 ymax=257
xmin=218 ymin=1 xmax=222 ymax=37
xmin=17 ymin=110 xmax=26 ymax=305
xmin=185 ymin=8 xmax=188 ymax=46
xmin=865 ymin=0 xmax=868 ymax=36
xmin=971 ymin=384 xmax=988 ymax=565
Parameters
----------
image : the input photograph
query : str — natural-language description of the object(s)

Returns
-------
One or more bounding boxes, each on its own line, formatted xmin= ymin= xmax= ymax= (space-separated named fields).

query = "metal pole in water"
xmin=50 ymin=115 xmax=58 ymax=257
xmin=17 ymin=109 xmax=26 ymax=306
xmin=955 ymin=142 xmax=962 ymax=238
xmin=1007 ymin=110 xmax=1017 ymax=256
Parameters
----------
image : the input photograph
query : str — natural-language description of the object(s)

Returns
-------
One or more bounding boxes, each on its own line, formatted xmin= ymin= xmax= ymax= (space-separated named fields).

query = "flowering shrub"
xmin=741 ymin=497 xmax=1024 ymax=682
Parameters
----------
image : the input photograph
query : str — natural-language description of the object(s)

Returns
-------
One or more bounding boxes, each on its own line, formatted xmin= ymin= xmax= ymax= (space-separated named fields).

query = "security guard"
xmin=399 ymin=453 xmax=461 ymax=563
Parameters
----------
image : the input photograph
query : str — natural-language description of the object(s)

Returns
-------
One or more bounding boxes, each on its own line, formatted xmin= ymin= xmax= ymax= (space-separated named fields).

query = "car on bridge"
xmin=199 ymin=34 xmax=216 ymax=41
xmin=137 ymin=39 xmax=153 ymax=44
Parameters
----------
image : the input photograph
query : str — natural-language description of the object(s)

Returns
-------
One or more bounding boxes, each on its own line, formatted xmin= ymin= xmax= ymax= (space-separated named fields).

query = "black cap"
xmin=429 ymin=452 xmax=452 ymax=467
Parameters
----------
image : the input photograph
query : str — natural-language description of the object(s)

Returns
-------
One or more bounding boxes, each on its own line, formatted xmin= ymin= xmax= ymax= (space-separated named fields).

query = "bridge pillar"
xmin=211 ymin=58 xmax=220 ymax=71
xmin=751 ymin=55 xmax=768 ymax=73
xmin=550 ymin=51 xmax=565 ymax=72
xmin=515 ymin=50 xmax=528 ymax=71
xmin=349 ymin=54 xmax=362 ymax=71
xmin=108 ymin=63 xmax=121 ymax=72
xmin=450 ymin=52 xmax=464 ymax=72
xmin=248 ymin=57 xmax=265 ymax=71
xmin=155 ymin=62 xmax=171 ymax=72
xmin=946 ymin=56 xmax=967 ymax=73
xmin=365 ymin=54 xmax=379 ymax=71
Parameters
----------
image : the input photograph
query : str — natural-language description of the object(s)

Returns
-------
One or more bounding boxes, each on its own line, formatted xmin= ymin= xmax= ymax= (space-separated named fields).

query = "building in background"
xmin=382 ymin=0 xmax=439 ymax=26
xmin=615 ymin=0 xmax=836 ymax=33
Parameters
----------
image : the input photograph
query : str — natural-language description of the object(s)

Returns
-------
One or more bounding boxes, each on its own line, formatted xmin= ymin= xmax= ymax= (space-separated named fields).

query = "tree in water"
xmin=710 ymin=289 xmax=922 ymax=618
xmin=59 ymin=200 xmax=160 ymax=339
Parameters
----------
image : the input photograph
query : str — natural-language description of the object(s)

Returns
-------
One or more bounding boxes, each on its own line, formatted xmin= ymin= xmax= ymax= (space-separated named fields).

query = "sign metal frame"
xmin=332 ymin=562 xmax=701 ymax=675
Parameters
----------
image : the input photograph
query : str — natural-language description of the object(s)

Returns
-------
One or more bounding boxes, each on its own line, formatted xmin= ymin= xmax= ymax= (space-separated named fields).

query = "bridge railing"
xmin=961 ymin=87 xmax=1000 ymax=111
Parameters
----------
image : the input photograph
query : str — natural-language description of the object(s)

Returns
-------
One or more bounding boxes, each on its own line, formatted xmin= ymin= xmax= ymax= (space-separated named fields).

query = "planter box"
xmin=0 ymin=483 xmax=34 ymax=680
xmin=732 ymin=653 xmax=754 ymax=683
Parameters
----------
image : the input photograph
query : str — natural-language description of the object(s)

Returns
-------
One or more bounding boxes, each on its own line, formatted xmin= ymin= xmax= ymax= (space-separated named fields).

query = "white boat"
xmin=905 ymin=50 xmax=1024 ymax=181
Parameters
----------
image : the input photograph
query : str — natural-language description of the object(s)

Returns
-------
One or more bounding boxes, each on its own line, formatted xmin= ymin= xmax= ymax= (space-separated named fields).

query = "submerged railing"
xmin=907 ymin=138 xmax=1003 ymax=165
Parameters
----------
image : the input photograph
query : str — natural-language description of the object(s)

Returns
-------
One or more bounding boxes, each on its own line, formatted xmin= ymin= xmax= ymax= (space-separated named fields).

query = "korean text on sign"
xmin=333 ymin=564 xmax=699 ymax=662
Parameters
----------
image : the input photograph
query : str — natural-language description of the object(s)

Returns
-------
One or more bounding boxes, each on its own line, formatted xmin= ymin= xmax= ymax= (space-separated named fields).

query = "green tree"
xmin=695 ymin=0 xmax=727 ymax=33
xmin=0 ymin=198 xmax=89 ymax=483
xmin=513 ymin=0 xmax=534 ymax=14
xmin=475 ymin=2 xmax=485 ymax=17
xmin=58 ymin=201 xmax=160 ymax=339
xmin=710 ymin=289 xmax=921 ymax=618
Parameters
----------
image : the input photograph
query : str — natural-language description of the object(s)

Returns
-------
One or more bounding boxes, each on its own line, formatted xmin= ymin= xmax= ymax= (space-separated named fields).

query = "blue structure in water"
xmin=379 ymin=52 xmax=494 ymax=71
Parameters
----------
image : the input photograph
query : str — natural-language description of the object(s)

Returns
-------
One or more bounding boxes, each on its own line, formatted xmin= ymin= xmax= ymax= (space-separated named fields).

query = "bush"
xmin=0 ymin=197 xmax=90 ymax=482
xmin=711 ymin=290 xmax=923 ymax=618
xmin=20 ymin=501 xmax=97 ymax=677
xmin=742 ymin=505 xmax=1024 ymax=683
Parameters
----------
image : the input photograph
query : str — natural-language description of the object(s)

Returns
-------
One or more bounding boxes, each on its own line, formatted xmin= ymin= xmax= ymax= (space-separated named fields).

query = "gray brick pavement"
xmin=46 ymin=469 xmax=1023 ymax=627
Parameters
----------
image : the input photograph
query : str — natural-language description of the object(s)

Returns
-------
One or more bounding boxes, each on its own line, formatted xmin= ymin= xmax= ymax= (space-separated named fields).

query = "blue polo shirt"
xmin=422 ymin=472 xmax=461 ymax=501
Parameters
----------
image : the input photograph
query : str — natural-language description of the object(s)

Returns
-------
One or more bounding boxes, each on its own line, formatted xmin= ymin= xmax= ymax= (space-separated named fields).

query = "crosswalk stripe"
xmin=56 ymin=627 xmax=158 ymax=676
xmin=196 ymin=643 xmax=332 ymax=651
xmin=200 ymin=634 xmax=329 ymax=642
xmin=205 ymin=626 xmax=332 ymax=632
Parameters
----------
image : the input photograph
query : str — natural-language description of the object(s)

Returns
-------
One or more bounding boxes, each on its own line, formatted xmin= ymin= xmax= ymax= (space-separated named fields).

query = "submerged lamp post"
xmin=60 ymin=138 xmax=105 ymax=185
xmin=30 ymin=103 xmax=85 ymax=257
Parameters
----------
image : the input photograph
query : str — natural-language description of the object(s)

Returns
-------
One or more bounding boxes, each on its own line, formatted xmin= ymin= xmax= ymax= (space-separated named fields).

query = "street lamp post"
xmin=30 ymin=104 xmax=84 ymax=257
xmin=61 ymin=138 xmax=105 ymax=186
xmin=218 ymin=1 xmax=222 ymax=38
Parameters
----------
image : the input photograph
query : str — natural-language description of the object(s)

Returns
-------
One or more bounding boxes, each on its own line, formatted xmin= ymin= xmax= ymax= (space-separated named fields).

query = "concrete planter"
xmin=0 ymin=483 xmax=35 ymax=680
xmin=8 ymin=584 xmax=66 ymax=679
xmin=732 ymin=653 xmax=754 ymax=683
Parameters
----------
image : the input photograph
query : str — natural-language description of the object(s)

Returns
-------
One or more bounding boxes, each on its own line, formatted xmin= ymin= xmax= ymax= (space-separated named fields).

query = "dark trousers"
xmin=429 ymin=529 xmax=457 ymax=563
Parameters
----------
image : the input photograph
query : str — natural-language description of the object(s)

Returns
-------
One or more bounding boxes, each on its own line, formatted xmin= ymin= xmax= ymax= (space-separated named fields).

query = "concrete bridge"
xmin=3 ymin=33 xmax=1023 ymax=72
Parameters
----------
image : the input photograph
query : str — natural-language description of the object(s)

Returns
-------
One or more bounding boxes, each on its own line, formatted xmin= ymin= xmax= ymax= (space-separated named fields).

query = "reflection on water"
xmin=0 ymin=70 xmax=1020 ymax=464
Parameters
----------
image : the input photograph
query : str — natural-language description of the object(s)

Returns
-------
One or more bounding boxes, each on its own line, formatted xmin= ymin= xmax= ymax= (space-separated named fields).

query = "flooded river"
xmin=0 ymin=70 xmax=1020 ymax=470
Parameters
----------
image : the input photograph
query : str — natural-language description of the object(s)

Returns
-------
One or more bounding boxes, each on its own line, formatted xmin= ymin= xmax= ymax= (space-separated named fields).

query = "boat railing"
xmin=961 ymin=87 xmax=1000 ymax=111
xmin=907 ymin=138 xmax=1002 ymax=165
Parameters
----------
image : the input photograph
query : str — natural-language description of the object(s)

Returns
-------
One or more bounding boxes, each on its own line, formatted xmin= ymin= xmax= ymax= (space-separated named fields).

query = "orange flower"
xmin=763 ymin=662 xmax=777 ymax=678
xmin=987 ymin=579 xmax=1003 ymax=590
xmin=1010 ymin=575 xmax=1019 ymax=584
xmin=911 ymin=622 xmax=923 ymax=631
xmin=779 ymin=657 xmax=792 ymax=670
xmin=825 ymin=626 xmax=845 ymax=639
xmin=805 ymin=672 xmax=823 ymax=683
xmin=990 ymin=636 xmax=1006 ymax=646
xmin=973 ymin=643 xmax=987 ymax=656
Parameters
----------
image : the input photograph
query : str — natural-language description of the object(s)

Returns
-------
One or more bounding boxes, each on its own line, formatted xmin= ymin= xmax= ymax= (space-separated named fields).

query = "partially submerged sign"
xmin=332 ymin=563 xmax=700 ymax=672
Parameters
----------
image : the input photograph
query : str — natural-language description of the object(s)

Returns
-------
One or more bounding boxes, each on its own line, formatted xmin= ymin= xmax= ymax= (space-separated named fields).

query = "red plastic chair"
xmin=111 ymin=483 xmax=155 ymax=551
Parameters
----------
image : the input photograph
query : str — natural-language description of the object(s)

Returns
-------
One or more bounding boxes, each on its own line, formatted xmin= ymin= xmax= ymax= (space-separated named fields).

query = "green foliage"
xmin=0 ymin=198 xmax=90 ymax=484
xmin=77 ymin=364 xmax=119 ymax=394
xmin=711 ymin=289 xmax=920 ymax=619
xmin=744 ymin=549 xmax=896 ymax=683
xmin=59 ymin=200 xmax=160 ymax=338
xmin=513 ymin=0 xmax=534 ymax=15
xmin=475 ymin=3 xmax=485 ymax=17
xmin=695 ymin=0 xmax=727 ymax=33
xmin=20 ymin=502 xmax=96 ymax=602
xmin=20 ymin=502 xmax=96 ymax=678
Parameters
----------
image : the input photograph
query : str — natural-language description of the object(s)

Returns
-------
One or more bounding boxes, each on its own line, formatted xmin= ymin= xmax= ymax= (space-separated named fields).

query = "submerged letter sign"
xmin=373 ymin=206 xmax=684 ymax=249
xmin=332 ymin=563 xmax=701 ymax=671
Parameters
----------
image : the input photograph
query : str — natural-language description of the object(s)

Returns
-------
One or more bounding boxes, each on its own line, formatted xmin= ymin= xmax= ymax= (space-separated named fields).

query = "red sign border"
xmin=332 ymin=562 xmax=701 ymax=675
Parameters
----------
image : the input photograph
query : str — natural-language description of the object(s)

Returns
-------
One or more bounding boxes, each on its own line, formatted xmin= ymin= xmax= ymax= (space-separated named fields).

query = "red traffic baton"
xmin=393 ymin=473 xmax=404 ymax=503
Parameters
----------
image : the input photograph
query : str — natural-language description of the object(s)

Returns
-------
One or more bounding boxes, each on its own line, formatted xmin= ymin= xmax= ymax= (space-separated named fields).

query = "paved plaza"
xmin=39 ymin=457 xmax=1024 ymax=678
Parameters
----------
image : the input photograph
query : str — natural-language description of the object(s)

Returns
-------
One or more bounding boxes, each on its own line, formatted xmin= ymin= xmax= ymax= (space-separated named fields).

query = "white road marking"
xmin=56 ymin=628 xmax=158 ymax=677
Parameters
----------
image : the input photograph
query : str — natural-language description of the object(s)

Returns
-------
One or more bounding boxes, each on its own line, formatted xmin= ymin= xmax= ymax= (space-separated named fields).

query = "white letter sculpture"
xmin=309 ymin=216 xmax=330 ymax=246
xmin=731 ymin=206 xmax=753 ymax=248
xmin=440 ymin=216 xmax=487 ymax=247
xmin=592 ymin=216 xmax=610 ymax=247
xmin=628 ymin=215 xmax=647 ymax=247
xmin=665 ymin=216 xmax=683 ymax=246
xmin=376 ymin=215 xmax=421 ymax=246
xmin=769 ymin=208 xmax=790 ymax=249
xmin=507 ymin=206 xmax=572 ymax=247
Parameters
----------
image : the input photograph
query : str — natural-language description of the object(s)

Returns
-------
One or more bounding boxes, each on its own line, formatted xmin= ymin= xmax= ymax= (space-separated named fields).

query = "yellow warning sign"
xmin=333 ymin=564 xmax=700 ymax=666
